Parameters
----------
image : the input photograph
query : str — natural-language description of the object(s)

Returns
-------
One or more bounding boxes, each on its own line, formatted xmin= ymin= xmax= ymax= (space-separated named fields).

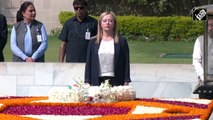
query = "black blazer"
xmin=84 ymin=36 xmax=131 ymax=86
xmin=0 ymin=14 xmax=8 ymax=61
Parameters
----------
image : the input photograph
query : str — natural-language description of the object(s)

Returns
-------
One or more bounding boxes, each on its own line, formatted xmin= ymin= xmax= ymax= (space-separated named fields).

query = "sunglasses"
xmin=27 ymin=9 xmax=36 ymax=12
xmin=74 ymin=7 xmax=84 ymax=10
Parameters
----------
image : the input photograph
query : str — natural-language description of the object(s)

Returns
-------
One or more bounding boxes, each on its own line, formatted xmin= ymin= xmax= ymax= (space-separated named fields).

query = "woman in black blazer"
xmin=84 ymin=11 xmax=131 ymax=86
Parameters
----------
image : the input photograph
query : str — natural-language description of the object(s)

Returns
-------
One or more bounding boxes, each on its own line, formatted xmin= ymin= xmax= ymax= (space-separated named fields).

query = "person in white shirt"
xmin=193 ymin=19 xmax=213 ymax=99
xmin=84 ymin=11 xmax=131 ymax=86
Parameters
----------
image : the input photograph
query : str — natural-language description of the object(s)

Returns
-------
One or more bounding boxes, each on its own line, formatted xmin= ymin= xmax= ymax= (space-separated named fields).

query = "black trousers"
xmin=99 ymin=76 xmax=114 ymax=86
xmin=199 ymin=94 xmax=213 ymax=99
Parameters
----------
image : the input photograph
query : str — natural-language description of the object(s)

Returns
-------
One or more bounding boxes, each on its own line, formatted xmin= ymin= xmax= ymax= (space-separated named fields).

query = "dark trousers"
xmin=0 ymin=52 xmax=4 ymax=62
xmin=99 ymin=76 xmax=114 ymax=86
xmin=199 ymin=94 xmax=213 ymax=99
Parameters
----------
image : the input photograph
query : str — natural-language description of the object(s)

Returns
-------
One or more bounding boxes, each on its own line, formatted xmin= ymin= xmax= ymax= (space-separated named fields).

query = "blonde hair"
xmin=96 ymin=11 xmax=119 ymax=43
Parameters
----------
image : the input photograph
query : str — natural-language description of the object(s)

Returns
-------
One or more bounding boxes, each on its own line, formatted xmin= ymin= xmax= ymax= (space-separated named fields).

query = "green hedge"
xmin=59 ymin=11 xmax=204 ymax=41
xmin=58 ymin=11 xmax=75 ymax=25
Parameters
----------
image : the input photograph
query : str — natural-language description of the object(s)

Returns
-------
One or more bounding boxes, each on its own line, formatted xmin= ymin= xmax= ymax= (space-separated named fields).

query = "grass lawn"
xmin=4 ymin=35 xmax=194 ymax=64
xmin=129 ymin=40 xmax=194 ymax=64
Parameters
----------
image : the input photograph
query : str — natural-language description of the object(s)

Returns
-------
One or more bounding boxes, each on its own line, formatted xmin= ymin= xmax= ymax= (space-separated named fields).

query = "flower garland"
xmin=49 ymin=80 xmax=136 ymax=103
xmin=0 ymin=97 xmax=212 ymax=120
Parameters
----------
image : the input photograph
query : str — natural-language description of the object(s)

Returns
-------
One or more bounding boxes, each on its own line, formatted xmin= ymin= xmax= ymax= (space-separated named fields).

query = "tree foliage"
xmin=87 ymin=0 xmax=213 ymax=16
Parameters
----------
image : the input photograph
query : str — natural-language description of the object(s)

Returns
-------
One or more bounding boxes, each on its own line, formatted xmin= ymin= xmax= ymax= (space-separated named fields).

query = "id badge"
xmin=37 ymin=35 xmax=42 ymax=42
xmin=85 ymin=29 xmax=91 ymax=40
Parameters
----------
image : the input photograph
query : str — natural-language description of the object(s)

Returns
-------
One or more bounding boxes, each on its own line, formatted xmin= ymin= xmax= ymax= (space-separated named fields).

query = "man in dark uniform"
xmin=59 ymin=0 xmax=97 ymax=62
xmin=0 ymin=14 xmax=8 ymax=62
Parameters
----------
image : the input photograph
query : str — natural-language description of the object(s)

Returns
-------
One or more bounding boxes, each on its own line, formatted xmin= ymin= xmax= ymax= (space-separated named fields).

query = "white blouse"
xmin=98 ymin=39 xmax=115 ymax=77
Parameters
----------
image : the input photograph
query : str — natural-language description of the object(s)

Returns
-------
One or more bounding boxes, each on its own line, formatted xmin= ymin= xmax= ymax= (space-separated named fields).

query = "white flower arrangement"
xmin=48 ymin=80 xmax=136 ymax=103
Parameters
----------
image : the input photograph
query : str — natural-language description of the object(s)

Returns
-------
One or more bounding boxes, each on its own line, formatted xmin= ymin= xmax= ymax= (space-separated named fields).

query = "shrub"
xmin=7 ymin=24 xmax=13 ymax=33
xmin=50 ymin=26 xmax=62 ymax=37
xmin=58 ymin=12 xmax=204 ymax=41
xmin=58 ymin=11 xmax=75 ymax=25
